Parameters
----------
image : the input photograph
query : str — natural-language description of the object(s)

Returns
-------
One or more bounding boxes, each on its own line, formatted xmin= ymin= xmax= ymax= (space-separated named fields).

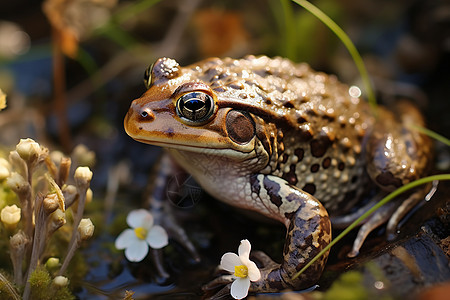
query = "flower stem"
xmin=58 ymin=231 xmax=81 ymax=276
xmin=0 ymin=272 xmax=20 ymax=300
xmin=58 ymin=182 xmax=88 ymax=275
xmin=23 ymin=194 xmax=46 ymax=300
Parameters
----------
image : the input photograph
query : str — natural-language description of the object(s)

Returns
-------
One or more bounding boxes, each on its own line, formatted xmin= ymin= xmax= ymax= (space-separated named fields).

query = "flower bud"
xmin=53 ymin=275 xmax=68 ymax=287
xmin=0 ymin=88 xmax=6 ymax=111
xmin=62 ymin=184 xmax=77 ymax=207
xmin=0 ymin=158 xmax=11 ymax=180
xmin=0 ymin=158 xmax=10 ymax=168
xmin=74 ymin=167 xmax=93 ymax=185
xmin=16 ymin=138 xmax=41 ymax=163
xmin=48 ymin=209 xmax=66 ymax=234
xmin=6 ymin=172 xmax=30 ymax=197
xmin=45 ymin=257 xmax=60 ymax=269
xmin=43 ymin=194 xmax=60 ymax=215
xmin=86 ymin=188 xmax=93 ymax=204
xmin=78 ymin=218 xmax=94 ymax=240
xmin=10 ymin=230 xmax=29 ymax=252
xmin=72 ymin=144 xmax=96 ymax=167
xmin=0 ymin=165 xmax=9 ymax=180
xmin=8 ymin=151 xmax=26 ymax=177
xmin=1 ymin=204 xmax=21 ymax=229
xmin=50 ymin=151 xmax=64 ymax=166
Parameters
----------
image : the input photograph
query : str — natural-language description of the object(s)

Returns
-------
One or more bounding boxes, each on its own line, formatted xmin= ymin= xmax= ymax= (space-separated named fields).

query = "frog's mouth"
xmin=135 ymin=138 xmax=253 ymax=158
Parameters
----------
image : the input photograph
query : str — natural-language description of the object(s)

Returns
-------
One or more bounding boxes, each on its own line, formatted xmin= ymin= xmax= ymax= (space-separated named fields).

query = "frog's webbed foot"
xmin=145 ymin=154 xmax=200 ymax=278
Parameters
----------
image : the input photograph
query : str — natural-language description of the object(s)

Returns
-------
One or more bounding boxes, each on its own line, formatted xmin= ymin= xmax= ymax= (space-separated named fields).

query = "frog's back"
xmin=186 ymin=55 xmax=374 ymax=212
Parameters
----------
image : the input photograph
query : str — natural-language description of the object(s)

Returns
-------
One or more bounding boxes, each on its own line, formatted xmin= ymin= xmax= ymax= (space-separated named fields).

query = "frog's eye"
xmin=176 ymin=92 xmax=215 ymax=123
xmin=143 ymin=63 xmax=154 ymax=89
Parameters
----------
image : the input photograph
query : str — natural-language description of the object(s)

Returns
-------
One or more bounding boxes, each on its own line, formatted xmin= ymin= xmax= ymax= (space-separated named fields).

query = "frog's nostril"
xmin=141 ymin=111 xmax=149 ymax=118
xmin=138 ymin=108 xmax=155 ymax=121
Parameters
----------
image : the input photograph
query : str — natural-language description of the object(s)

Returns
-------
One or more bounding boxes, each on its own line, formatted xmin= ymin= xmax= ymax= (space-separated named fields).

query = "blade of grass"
xmin=280 ymin=0 xmax=297 ymax=61
xmin=96 ymin=24 xmax=139 ymax=50
xmin=410 ymin=124 xmax=450 ymax=147
xmin=292 ymin=174 xmax=450 ymax=279
xmin=114 ymin=0 xmax=161 ymax=24
xmin=290 ymin=0 xmax=377 ymax=114
xmin=93 ymin=0 xmax=160 ymax=49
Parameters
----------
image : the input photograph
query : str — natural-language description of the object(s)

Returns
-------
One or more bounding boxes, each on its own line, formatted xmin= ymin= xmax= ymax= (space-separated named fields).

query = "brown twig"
xmin=52 ymin=27 xmax=72 ymax=153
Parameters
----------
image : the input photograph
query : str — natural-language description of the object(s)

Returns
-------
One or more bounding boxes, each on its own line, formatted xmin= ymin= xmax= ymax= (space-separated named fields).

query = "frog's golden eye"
xmin=176 ymin=92 xmax=215 ymax=123
xmin=143 ymin=63 xmax=154 ymax=89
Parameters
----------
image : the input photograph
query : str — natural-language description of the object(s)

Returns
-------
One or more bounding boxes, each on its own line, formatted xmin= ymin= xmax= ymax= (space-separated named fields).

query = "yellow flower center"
xmin=134 ymin=227 xmax=148 ymax=240
xmin=234 ymin=265 xmax=248 ymax=278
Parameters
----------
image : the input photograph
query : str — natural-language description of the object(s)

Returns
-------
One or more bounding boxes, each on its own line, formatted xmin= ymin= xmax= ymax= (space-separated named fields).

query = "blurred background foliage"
xmin=0 ymin=0 xmax=449 ymax=298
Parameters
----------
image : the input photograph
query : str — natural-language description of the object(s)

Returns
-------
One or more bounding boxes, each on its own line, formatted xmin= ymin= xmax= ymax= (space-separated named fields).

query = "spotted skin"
xmin=124 ymin=56 xmax=432 ymax=294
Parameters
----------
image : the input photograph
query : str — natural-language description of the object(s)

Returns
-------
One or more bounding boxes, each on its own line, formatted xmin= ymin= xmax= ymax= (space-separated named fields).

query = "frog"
xmin=124 ymin=55 xmax=432 ymax=296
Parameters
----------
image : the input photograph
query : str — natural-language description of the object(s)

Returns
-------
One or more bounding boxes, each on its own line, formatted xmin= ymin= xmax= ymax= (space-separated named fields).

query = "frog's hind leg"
xmin=352 ymin=100 xmax=433 ymax=256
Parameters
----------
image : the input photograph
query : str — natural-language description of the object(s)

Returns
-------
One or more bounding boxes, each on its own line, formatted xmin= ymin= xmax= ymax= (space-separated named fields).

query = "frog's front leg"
xmin=144 ymin=153 xmax=199 ymax=277
xmin=250 ymin=175 xmax=332 ymax=292
xmin=205 ymin=175 xmax=331 ymax=296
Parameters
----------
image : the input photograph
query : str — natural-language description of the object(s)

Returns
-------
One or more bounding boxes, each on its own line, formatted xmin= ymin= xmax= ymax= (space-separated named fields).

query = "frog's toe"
xmin=150 ymin=248 xmax=170 ymax=280
xmin=348 ymin=201 xmax=397 ymax=257
xmin=386 ymin=191 xmax=423 ymax=240
xmin=386 ymin=184 xmax=436 ymax=240
xmin=161 ymin=215 xmax=200 ymax=262
xmin=202 ymin=275 xmax=233 ymax=299
xmin=251 ymin=251 xmax=278 ymax=269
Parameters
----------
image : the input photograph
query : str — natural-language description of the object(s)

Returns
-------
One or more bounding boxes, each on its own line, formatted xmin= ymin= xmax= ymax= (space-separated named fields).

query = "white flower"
xmin=115 ymin=209 xmax=168 ymax=262
xmin=0 ymin=158 xmax=10 ymax=180
xmin=220 ymin=239 xmax=261 ymax=299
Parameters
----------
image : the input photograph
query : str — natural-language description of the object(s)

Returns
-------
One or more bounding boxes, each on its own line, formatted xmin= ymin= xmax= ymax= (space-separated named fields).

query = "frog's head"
xmin=124 ymin=58 xmax=261 ymax=160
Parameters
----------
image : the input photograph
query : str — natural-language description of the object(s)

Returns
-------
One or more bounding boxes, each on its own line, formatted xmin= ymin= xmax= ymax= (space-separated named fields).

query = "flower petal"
xmin=146 ymin=225 xmax=168 ymax=249
xmin=126 ymin=209 xmax=153 ymax=229
xmin=238 ymin=239 xmax=251 ymax=261
xmin=220 ymin=252 xmax=241 ymax=273
xmin=115 ymin=229 xmax=136 ymax=250
xmin=246 ymin=260 xmax=261 ymax=281
xmin=124 ymin=239 xmax=149 ymax=262
xmin=230 ymin=277 xmax=250 ymax=299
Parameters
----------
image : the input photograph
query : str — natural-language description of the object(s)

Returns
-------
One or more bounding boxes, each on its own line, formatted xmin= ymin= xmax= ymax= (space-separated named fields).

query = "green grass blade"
xmin=280 ymin=0 xmax=297 ymax=61
xmin=292 ymin=174 xmax=450 ymax=279
xmin=410 ymin=124 xmax=450 ymax=147
xmin=114 ymin=0 xmax=161 ymax=24
xmin=290 ymin=0 xmax=377 ymax=114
